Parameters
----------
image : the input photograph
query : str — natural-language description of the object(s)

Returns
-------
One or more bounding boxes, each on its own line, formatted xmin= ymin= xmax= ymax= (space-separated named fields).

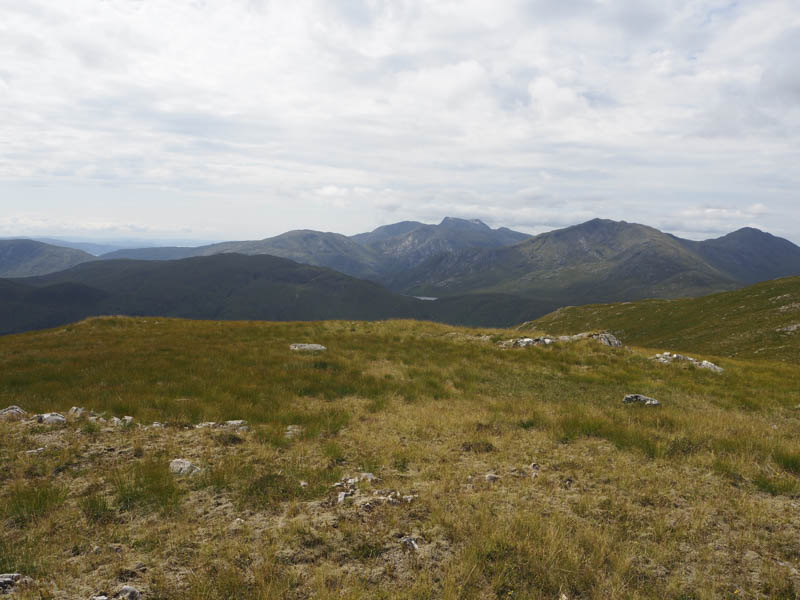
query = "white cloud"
xmin=0 ymin=0 xmax=799 ymax=243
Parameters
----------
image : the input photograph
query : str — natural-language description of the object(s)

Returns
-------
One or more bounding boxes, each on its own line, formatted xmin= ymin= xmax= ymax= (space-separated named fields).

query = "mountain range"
xmin=2 ymin=217 xmax=800 ymax=335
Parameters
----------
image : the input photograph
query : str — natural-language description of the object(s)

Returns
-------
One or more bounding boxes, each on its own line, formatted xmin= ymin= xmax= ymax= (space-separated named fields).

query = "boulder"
xmin=623 ymin=394 xmax=660 ymax=406
xmin=0 ymin=405 xmax=27 ymax=421
xmin=37 ymin=412 xmax=66 ymax=425
xmin=290 ymin=343 xmax=327 ymax=352
xmin=0 ymin=573 xmax=21 ymax=593
xmin=169 ymin=458 xmax=200 ymax=476
xmin=284 ymin=424 xmax=304 ymax=439
xmin=652 ymin=352 xmax=723 ymax=373
xmin=114 ymin=586 xmax=141 ymax=600
xmin=68 ymin=406 xmax=86 ymax=419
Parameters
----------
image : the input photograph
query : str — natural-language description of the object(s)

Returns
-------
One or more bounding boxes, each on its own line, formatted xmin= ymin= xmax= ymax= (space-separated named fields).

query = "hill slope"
xmin=0 ymin=239 xmax=95 ymax=277
xmin=0 ymin=254 xmax=557 ymax=334
xmin=1 ymin=317 xmax=800 ymax=598
xmin=529 ymin=276 xmax=800 ymax=362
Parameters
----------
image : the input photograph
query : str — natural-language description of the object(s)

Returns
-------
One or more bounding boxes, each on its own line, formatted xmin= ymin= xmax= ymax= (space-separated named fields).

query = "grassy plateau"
xmin=1 ymin=308 xmax=799 ymax=598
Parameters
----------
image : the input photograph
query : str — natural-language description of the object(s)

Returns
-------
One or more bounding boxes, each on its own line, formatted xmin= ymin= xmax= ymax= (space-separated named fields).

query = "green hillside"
xmin=1 ymin=317 xmax=799 ymax=598
xmin=529 ymin=276 xmax=800 ymax=362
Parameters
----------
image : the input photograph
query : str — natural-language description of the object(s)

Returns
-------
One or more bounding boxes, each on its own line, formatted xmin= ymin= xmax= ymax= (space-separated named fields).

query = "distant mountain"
xmin=389 ymin=219 xmax=800 ymax=303
xmin=0 ymin=239 xmax=95 ymax=277
xmin=676 ymin=228 xmax=800 ymax=285
xmin=0 ymin=253 xmax=556 ymax=335
xmin=100 ymin=218 xmax=531 ymax=280
xmin=352 ymin=217 xmax=531 ymax=272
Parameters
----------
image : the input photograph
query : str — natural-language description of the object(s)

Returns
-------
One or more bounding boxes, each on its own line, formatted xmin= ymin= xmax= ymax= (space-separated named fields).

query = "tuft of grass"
xmin=4 ymin=480 xmax=66 ymax=526
xmin=774 ymin=450 xmax=800 ymax=475
xmin=80 ymin=492 xmax=115 ymax=524
xmin=460 ymin=439 xmax=496 ymax=453
xmin=753 ymin=473 xmax=798 ymax=497
xmin=113 ymin=458 xmax=184 ymax=514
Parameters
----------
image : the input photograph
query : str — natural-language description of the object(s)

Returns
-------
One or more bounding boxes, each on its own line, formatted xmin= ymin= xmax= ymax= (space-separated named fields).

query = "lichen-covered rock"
xmin=623 ymin=394 xmax=660 ymax=406
xmin=37 ymin=412 xmax=66 ymax=425
xmin=290 ymin=343 xmax=327 ymax=352
xmin=0 ymin=405 xmax=27 ymax=421
xmin=68 ymin=406 xmax=86 ymax=419
xmin=652 ymin=352 xmax=723 ymax=373
xmin=0 ymin=573 xmax=21 ymax=593
xmin=114 ymin=586 xmax=141 ymax=600
xmin=169 ymin=458 xmax=200 ymax=476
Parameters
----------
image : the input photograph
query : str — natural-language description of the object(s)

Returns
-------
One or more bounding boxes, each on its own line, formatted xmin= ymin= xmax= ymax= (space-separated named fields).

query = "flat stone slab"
xmin=623 ymin=394 xmax=660 ymax=406
xmin=290 ymin=343 xmax=327 ymax=352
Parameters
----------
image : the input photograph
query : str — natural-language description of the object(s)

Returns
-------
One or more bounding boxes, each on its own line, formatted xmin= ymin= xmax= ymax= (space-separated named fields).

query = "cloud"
xmin=0 ymin=0 xmax=798 ymax=243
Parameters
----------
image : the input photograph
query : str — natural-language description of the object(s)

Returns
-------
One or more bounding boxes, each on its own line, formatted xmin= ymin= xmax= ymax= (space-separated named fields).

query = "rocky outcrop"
xmin=652 ymin=352 xmax=723 ymax=373
xmin=623 ymin=394 xmax=660 ymax=406
xmin=36 ymin=412 xmax=66 ymax=425
xmin=499 ymin=331 xmax=622 ymax=349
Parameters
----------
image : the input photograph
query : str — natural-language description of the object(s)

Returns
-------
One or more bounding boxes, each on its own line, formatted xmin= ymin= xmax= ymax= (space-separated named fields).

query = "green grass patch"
xmin=113 ymin=458 xmax=184 ymax=514
xmin=4 ymin=480 xmax=66 ymax=526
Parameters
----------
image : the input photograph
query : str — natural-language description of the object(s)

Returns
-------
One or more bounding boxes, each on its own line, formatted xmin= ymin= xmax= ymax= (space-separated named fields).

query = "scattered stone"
xmin=284 ymin=425 xmax=304 ymax=439
xmin=37 ymin=412 xmax=66 ymax=425
xmin=299 ymin=480 xmax=308 ymax=488
xmin=114 ymin=586 xmax=141 ymax=600
xmin=110 ymin=417 xmax=121 ymax=426
xmin=777 ymin=323 xmax=800 ymax=333
xmin=652 ymin=352 xmax=723 ymax=373
xmin=68 ymin=406 xmax=86 ymax=419
xmin=623 ymin=394 xmax=660 ymax=406
xmin=359 ymin=472 xmax=377 ymax=482
xmin=337 ymin=490 xmax=354 ymax=504
xmin=400 ymin=536 xmax=420 ymax=551
xmin=0 ymin=573 xmax=21 ymax=593
xmin=196 ymin=422 xmax=216 ymax=428
xmin=25 ymin=447 xmax=46 ymax=455
xmin=121 ymin=416 xmax=135 ymax=426
xmin=485 ymin=472 xmax=500 ymax=482
xmin=289 ymin=343 xmax=327 ymax=352
xmin=90 ymin=596 xmax=109 ymax=600
xmin=169 ymin=458 xmax=201 ymax=476
xmin=223 ymin=420 xmax=248 ymax=431
xmin=150 ymin=422 xmax=164 ymax=428
xmin=0 ymin=405 xmax=27 ymax=421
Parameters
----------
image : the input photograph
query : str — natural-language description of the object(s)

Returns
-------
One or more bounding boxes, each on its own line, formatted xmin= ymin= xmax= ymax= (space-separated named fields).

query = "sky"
xmin=1 ymin=0 xmax=799 ymax=244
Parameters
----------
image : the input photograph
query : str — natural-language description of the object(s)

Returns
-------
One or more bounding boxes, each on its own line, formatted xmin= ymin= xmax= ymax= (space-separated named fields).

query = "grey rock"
xmin=359 ymin=472 xmax=377 ymax=482
xmin=652 ymin=352 xmax=723 ymax=373
xmin=37 ymin=412 xmax=66 ymax=425
xmin=68 ymin=406 xmax=86 ymax=419
xmin=284 ymin=424 xmax=304 ymax=439
xmin=400 ymin=536 xmax=420 ymax=551
xmin=224 ymin=420 xmax=248 ymax=431
xmin=90 ymin=596 xmax=109 ymax=600
xmin=623 ymin=394 xmax=660 ymax=406
xmin=591 ymin=332 xmax=623 ymax=347
xmin=0 ymin=573 xmax=21 ymax=592
xmin=500 ymin=331 xmax=622 ymax=349
xmin=121 ymin=416 xmax=135 ymax=426
xmin=290 ymin=343 xmax=327 ymax=352
xmin=25 ymin=447 xmax=46 ymax=455
xmin=114 ymin=586 xmax=141 ymax=600
xmin=485 ymin=472 xmax=500 ymax=482
xmin=169 ymin=458 xmax=200 ymax=476
xmin=0 ymin=405 xmax=27 ymax=421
